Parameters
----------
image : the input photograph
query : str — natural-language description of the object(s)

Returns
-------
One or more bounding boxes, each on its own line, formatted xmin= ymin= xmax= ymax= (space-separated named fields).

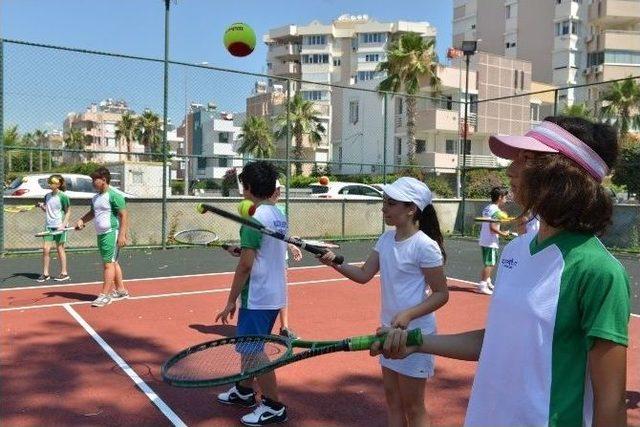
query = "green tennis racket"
xmin=34 ymin=227 xmax=76 ymax=237
xmin=162 ymin=329 xmax=423 ymax=388
xmin=474 ymin=216 xmax=516 ymax=224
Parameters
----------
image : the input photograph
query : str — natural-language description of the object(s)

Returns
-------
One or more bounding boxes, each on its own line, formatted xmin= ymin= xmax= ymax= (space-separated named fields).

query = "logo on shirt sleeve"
xmin=500 ymin=258 xmax=518 ymax=269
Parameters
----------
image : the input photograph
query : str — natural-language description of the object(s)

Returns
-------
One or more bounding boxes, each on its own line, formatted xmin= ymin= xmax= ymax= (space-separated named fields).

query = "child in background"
xmin=477 ymin=187 xmax=511 ymax=294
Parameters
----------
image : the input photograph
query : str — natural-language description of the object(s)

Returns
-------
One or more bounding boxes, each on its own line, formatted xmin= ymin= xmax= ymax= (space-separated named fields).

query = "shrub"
xmin=425 ymin=175 xmax=454 ymax=198
xmin=464 ymin=168 xmax=510 ymax=199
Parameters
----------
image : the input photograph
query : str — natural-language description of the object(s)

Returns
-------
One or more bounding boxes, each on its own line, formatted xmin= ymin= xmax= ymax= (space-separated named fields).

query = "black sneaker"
xmin=279 ymin=328 xmax=298 ymax=340
xmin=217 ymin=385 xmax=256 ymax=407
xmin=54 ymin=274 xmax=70 ymax=282
xmin=36 ymin=274 xmax=50 ymax=283
xmin=241 ymin=398 xmax=287 ymax=426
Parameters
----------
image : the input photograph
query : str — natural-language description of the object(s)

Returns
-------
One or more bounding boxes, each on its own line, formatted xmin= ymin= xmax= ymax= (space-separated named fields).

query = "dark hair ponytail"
xmin=418 ymin=204 xmax=446 ymax=262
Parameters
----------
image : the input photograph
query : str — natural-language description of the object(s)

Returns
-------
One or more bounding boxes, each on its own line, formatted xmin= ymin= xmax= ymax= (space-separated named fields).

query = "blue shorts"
xmin=236 ymin=308 xmax=280 ymax=355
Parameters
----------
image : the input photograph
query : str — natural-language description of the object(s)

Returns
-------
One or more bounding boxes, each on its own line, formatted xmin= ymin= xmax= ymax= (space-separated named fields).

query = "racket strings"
xmin=173 ymin=230 xmax=218 ymax=245
xmin=164 ymin=340 xmax=288 ymax=382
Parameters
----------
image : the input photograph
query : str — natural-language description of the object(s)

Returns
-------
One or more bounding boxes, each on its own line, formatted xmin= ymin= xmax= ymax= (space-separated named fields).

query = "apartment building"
xmin=585 ymin=0 xmax=640 ymax=103
xmin=257 ymin=14 xmax=436 ymax=174
xmin=63 ymin=99 xmax=145 ymax=163
xmin=453 ymin=0 xmax=593 ymax=106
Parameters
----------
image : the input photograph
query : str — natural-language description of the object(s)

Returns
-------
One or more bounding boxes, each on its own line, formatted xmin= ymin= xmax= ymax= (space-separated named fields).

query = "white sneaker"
xmin=476 ymin=283 xmax=493 ymax=295
xmin=241 ymin=398 xmax=287 ymax=426
xmin=217 ymin=385 xmax=256 ymax=407
xmin=110 ymin=289 xmax=130 ymax=301
xmin=487 ymin=281 xmax=494 ymax=291
xmin=91 ymin=293 xmax=112 ymax=307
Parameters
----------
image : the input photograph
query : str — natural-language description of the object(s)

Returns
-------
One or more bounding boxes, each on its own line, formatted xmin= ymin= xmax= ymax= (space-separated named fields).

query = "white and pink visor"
xmin=488 ymin=120 xmax=609 ymax=182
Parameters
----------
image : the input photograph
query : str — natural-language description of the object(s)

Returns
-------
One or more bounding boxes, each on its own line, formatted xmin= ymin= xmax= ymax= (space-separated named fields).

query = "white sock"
xmin=478 ymin=280 xmax=487 ymax=288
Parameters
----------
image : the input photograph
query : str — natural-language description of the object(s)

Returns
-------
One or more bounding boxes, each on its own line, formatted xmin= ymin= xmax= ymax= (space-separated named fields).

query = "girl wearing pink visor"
xmin=371 ymin=116 xmax=630 ymax=427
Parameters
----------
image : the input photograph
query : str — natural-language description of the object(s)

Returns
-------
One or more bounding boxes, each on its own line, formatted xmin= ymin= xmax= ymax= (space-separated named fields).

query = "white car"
xmin=4 ymin=173 xmax=133 ymax=199
xmin=309 ymin=182 xmax=383 ymax=200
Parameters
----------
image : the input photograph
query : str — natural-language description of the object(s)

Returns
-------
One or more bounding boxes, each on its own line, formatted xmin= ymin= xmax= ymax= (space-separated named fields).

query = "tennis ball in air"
xmin=223 ymin=23 xmax=256 ymax=57
xmin=238 ymin=199 xmax=256 ymax=218
xmin=318 ymin=176 xmax=329 ymax=186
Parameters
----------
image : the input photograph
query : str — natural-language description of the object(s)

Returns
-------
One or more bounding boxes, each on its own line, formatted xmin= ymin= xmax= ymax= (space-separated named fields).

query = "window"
xmin=218 ymin=157 xmax=229 ymax=167
xmin=360 ymin=33 xmax=385 ymax=44
xmin=416 ymin=139 xmax=426 ymax=154
xmin=445 ymin=139 xmax=456 ymax=154
xmin=396 ymin=137 xmax=402 ymax=155
xmin=302 ymin=90 xmax=327 ymax=101
xmin=76 ymin=178 xmax=96 ymax=192
xmin=463 ymin=139 xmax=471 ymax=155
xmin=218 ymin=132 xmax=229 ymax=143
xmin=556 ymin=0 xmax=561 ymax=4
xmin=530 ymin=103 xmax=541 ymax=122
xmin=357 ymin=71 xmax=380 ymax=81
xmin=505 ymin=4 xmax=512 ymax=18
xmin=520 ymin=70 xmax=525 ymax=90
xmin=349 ymin=101 xmax=359 ymax=124
xmin=304 ymin=35 xmax=326 ymax=45
xmin=302 ymin=54 xmax=329 ymax=64
xmin=365 ymin=53 xmax=380 ymax=62
xmin=469 ymin=94 xmax=478 ymax=113
xmin=197 ymin=157 xmax=206 ymax=170
xmin=471 ymin=24 xmax=476 ymax=29
xmin=396 ymin=98 xmax=403 ymax=115
xmin=333 ymin=58 xmax=341 ymax=66
xmin=604 ymin=50 xmax=640 ymax=65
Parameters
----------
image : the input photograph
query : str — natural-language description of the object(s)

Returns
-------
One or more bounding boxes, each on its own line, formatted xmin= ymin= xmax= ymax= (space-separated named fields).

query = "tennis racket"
xmin=474 ymin=216 xmax=516 ymax=224
xmin=172 ymin=229 xmax=240 ymax=254
xmin=4 ymin=205 xmax=37 ymax=213
xmin=34 ymin=227 xmax=76 ymax=237
xmin=162 ymin=328 xmax=423 ymax=388
xmin=196 ymin=203 xmax=345 ymax=265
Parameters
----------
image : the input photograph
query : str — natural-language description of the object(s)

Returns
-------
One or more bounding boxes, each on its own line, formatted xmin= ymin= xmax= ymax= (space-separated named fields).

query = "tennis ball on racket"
xmin=237 ymin=199 xmax=256 ymax=218
xmin=318 ymin=176 xmax=329 ymax=186
xmin=223 ymin=23 xmax=256 ymax=57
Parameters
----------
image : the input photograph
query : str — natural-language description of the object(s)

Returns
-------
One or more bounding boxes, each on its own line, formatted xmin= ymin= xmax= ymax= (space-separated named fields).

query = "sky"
xmin=1 ymin=0 xmax=453 ymax=133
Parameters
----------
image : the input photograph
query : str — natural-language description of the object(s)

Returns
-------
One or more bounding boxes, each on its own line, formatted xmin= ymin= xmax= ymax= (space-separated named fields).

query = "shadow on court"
xmin=189 ymin=323 xmax=237 ymax=336
xmin=43 ymin=291 xmax=97 ymax=302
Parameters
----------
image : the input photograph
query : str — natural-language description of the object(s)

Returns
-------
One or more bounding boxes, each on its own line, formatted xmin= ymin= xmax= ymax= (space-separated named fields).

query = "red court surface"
xmin=1 ymin=266 xmax=639 ymax=426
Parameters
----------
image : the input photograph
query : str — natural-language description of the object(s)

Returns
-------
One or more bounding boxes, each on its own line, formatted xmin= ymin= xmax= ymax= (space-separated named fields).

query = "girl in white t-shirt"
xmin=319 ymin=177 xmax=449 ymax=426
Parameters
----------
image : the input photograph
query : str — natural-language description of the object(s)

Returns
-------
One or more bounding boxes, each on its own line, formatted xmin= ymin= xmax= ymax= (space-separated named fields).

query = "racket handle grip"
xmin=333 ymin=255 xmax=344 ymax=265
xmin=348 ymin=328 xmax=423 ymax=351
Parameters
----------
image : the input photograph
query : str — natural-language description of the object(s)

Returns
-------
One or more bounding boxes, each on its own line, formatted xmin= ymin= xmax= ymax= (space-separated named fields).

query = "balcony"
xmin=601 ymin=30 xmax=640 ymax=51
xmin=271 ymin=61 xmax=301 ymax=76
xmin=417 ymin=152 xmax=459 ymax=173
xmin=270 ymin=43 xmax=301 ymax=58
xmin=459 ymin=154 xmax=500 ymax=168
xmin=416 ymin=109 xmax=460 ymax=132
xmin=589 ymin=0 xmax=640 ymax=25
xmin=555 ymin=0 xmax=580 ymax=19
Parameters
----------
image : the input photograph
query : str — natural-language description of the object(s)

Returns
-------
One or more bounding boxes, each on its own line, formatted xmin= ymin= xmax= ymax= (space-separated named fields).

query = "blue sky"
xmin=1 ymin=0 xmax=453 ymax=133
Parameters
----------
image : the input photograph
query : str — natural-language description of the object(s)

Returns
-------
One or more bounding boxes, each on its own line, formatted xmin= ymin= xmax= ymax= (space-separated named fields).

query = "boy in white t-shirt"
xmin=477 ymin=187 xmax=511 ymax=295
xmin=215 ymin=161 xmax=288 ymax=426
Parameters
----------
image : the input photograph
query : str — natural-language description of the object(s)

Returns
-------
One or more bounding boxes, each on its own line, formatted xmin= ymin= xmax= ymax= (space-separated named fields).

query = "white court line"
xmin=63 ymin=304 xmax=187 ymax=427
xmin=0 ymin=276 xmax=357 ymax=312
xmin=0 ymin=264 xmax=332 ymax=291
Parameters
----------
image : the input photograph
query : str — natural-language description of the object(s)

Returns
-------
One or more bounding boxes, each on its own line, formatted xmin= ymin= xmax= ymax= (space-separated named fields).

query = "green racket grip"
xmin=348 ymin=328 xmax=423 ymax=351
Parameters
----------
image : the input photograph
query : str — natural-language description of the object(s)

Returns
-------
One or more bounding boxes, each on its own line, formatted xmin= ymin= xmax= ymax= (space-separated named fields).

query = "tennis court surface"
xmin=1 ymin=243 xmax=639 ymax=426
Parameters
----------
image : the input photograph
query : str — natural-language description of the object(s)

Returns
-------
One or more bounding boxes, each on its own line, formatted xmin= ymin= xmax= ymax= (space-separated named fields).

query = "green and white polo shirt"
xmin=238 ymin=204 xmax=288 ymax=310
xmin=44 ymin=191 xmax=70 ymax=228
xmin=465 ymin=231 xmax=630 ymax=427
xmin=91 ymin=188 xmax=126 ymax=235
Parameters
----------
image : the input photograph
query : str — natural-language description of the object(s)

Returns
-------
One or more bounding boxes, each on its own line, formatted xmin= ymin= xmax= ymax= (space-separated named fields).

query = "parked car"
xmin=309 ymin=182 xmax=383 ymax=200
xmin=370 ymin=183 xmax=387 ymax=193
xmin=4 ymin=174 xmax=134 ymax=199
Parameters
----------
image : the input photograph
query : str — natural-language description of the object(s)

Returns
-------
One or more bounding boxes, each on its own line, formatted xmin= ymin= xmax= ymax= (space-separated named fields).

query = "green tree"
xmin=237 ymin=116 xmax=275 ymax=159
xmin=3 ymin=125 xmax=20 ymax=173
xmin=561 ymin=103 xmax=593 ymax=120
xmin=116 ymin=111 xmax=137 ymax=161
xmin=21 ymin=132 xmax=36 ymax=172
xmin=598 ymin=77 xmax=640 ymax=136
xmin=136 ymin=109 xmax=162 ymax=160
xmin=33 ymin=129 xmax=48 ymax=171
xmin=64 ymin=127 xmax=88 ymax=162
xmin=377 ymin=32 xmax=441 ymax=165
xmin=275 ymin=94 xmax=326 ymax=175
xmin=612 ymin=143 xmax=640 ymax=196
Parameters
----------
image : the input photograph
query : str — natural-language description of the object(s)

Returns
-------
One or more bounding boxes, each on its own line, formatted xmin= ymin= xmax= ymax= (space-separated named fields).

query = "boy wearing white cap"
xmin=319 ymin=176 xmax=450 ymax=426
xmin=371 ymin=117 xmax=630 ymax=427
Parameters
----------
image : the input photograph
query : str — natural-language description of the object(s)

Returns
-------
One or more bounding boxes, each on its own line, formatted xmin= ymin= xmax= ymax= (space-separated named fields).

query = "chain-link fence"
xmin=2 ymin=38 xmax=640 ymax=253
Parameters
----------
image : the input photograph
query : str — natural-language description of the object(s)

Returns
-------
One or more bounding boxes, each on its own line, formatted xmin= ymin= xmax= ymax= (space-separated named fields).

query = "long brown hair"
xmin=407 ymin=203 xmax=446 ymax=262
xmin=518 ymin=116 xmax=618 ymax=235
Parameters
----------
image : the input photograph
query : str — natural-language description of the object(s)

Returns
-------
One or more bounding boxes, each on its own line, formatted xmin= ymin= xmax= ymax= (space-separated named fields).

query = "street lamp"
xmin=459 ymin=40 xmax=477 ymax=236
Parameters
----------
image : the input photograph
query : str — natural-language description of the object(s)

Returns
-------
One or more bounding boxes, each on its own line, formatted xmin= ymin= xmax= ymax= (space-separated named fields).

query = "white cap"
xmin=383 ymin=177 xmax=432 ymax=211
xmin=275 ymin=179 xmax=282 ymax=189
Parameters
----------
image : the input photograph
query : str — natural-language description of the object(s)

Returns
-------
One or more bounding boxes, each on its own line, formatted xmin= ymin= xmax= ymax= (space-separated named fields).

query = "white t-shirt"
xmin=91 ymin=188 xmax=126 ymax=235
xmin=238 ymin=204 xmax=288 ymax=310
xmin=478 ymin=203 xmax=501 ymax=249
xmin=43 ymin=191 xmax=70 ymax=228
xmin=374 ymin=230 xmax=443 ymax=333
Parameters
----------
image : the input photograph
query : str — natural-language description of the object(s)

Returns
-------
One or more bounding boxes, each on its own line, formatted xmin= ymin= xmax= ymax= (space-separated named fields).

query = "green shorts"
xmin=481 ymin=247 xmax=498 ymax=267
xmin=97 ymin=229 xmax=119 ymax=264
xmin=43 ymin=227 xmax=67 ymax=245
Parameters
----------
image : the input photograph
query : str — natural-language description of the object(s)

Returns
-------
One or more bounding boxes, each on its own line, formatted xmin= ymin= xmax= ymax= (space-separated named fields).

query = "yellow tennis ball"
xmin=238 ymin=200 xmax=255 ymax=218
xmin=223 ymin=23 xmax=256 ymax=57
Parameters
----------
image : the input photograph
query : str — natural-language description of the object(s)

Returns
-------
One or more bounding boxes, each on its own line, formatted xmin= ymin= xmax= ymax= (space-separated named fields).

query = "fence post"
xmin=553 ymin=89 xmax=559 ymax=116
xmin=0 ymin=38 xmax=4 ymax=256
xmin=285 ymin=79 xmax=291 ymax=222
xmin=383 ymin=92 xmax=388 ymax=184
xmin=160 ymin=0 xmax=170 ymax=249
xmin=341 ymin=199 xmax=346 ymax=238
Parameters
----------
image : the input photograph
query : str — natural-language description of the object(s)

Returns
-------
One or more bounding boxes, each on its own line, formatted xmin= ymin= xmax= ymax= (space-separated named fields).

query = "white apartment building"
xmin=260 ymin=15 xmax=436 ymax=173
xmin=453 ymin=0 xmax=597 ymax=106
xmin=63 ymin=99 xmax=145 ymax=163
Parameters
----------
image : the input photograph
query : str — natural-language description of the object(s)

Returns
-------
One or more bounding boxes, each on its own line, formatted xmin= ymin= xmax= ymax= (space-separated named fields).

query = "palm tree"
xmin=561 ymin=103 xmax=594 ymax=120
xmin=21 ymin=132 xmax=36 ymax=172
xmin=237 ymin=116 xmax=275 ymax=159
xmin=598 ymin=77 xmax=640 ymax=136
xmin=33 ymin=129 xmax=48 ymax=171
xmin=3 ymin=125 xmax=20 ymax=172
xmin=116 ymin=112 xmax=137 ymax=161
xmin=274 ymin=94 xmax=326 ymax=175
xmin=377 ymin=32 xmax=441 ymax=165
xmin=64 ymin=127 xmax=88 ymax=162
xmin=136 ymin=110 xmax=162 ymax=160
